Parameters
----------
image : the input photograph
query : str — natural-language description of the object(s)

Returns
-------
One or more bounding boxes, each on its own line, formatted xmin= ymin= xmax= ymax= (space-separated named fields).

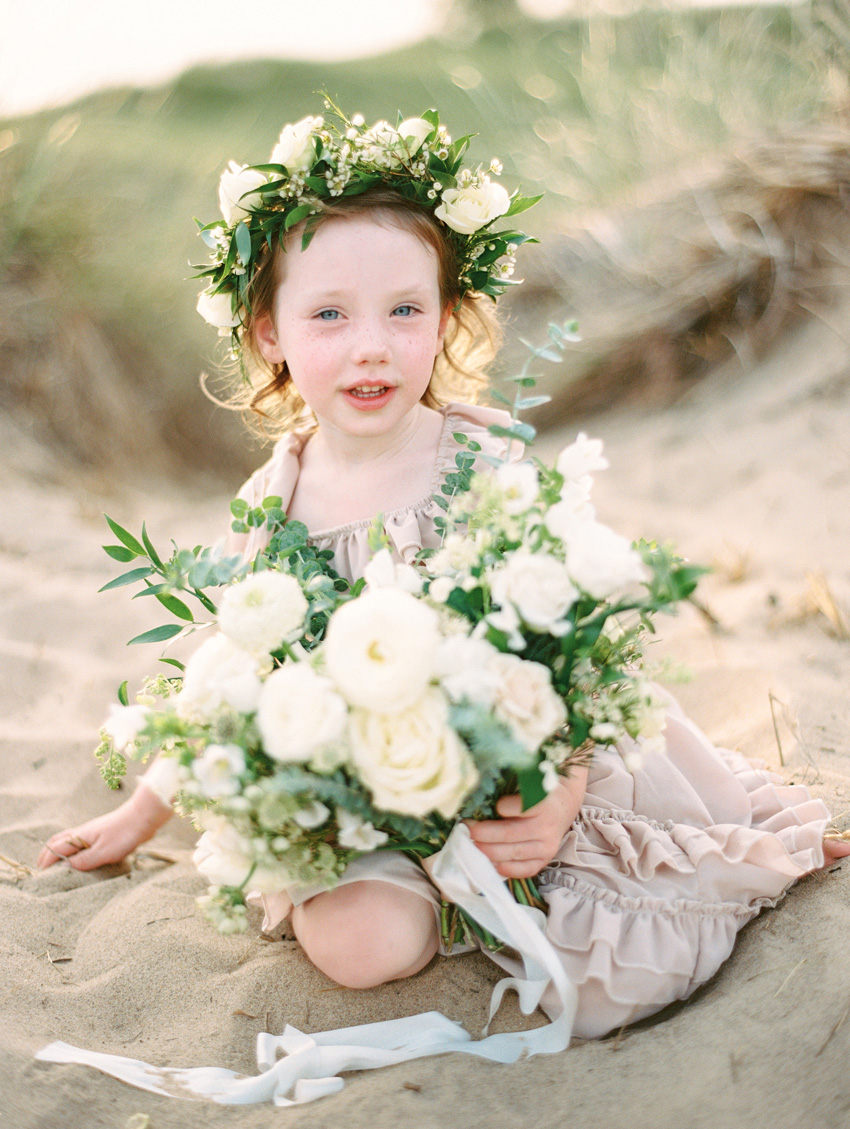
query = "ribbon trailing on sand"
xmin=36 ymin=825 xmax=577 ymax=1106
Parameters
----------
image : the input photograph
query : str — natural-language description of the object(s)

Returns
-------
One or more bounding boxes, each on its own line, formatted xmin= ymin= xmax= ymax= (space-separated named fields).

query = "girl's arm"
xmin=36 ymin=783 xmax=173 ymax=871
xmin=466 ymin=765 xmax=588 ymax=879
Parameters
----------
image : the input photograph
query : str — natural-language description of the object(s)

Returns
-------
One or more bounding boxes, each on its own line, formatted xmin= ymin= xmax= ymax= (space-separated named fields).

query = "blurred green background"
xmin=1 ymin=0 xmax=847 ymax=486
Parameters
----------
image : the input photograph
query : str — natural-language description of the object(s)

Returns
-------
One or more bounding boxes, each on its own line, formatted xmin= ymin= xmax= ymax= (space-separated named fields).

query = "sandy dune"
xmin=1 ymin=304 xmax=848 ymax=1128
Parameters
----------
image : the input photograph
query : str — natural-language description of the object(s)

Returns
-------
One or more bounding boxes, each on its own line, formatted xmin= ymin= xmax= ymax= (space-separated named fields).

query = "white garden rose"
xmin=565 ymin=521 xmax=647 ymax=600
xmin=218 ymin=161 xmax=267 ymax=225
xmin=218 ymin=571 xmax=308 ymax=657
xmin=435 ymin=634 xmax=501 ymax=705
xmin=434 ymin=178 xmax=511 ymax=234
xmin=193 ymin=817 xmax=287 ymax=894
xmin=196 ymin=288 xmax=239 ymax=329
xmin=397 ymin=117 xmax=433 ymax=153
xmin=177 ymin=634 xmax=263 ymax=717
xmin=490 ymin=653 xmax=567 ymax=753
xmin=348 ymin=688 xmax=477 ymax=818
xmin=270 ymin=115 xmax=319 ymax=171
xmin=556 ymin=432 xmax=608 ymax=483
xmin=335 ymin=808 xmax=388 ymax=851
xmin=489 ymin=549 xmax=578 ymax=633
xmin=102 ymin=703 xmax=150 ymax=749
xmin=495 ymin=461 xmax=539 ymax=515
xmin=323 ymin=587 xmax=439 ymax=713
xmin=192 ymin=743 xmax=246 ymax=799
xmin=257 ymin=662 xmax=347 ymax=764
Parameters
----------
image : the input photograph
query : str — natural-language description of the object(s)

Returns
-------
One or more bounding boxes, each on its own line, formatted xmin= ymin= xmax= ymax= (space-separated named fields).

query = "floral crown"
xmin=193 ymin=100 xmax=542 ymax=353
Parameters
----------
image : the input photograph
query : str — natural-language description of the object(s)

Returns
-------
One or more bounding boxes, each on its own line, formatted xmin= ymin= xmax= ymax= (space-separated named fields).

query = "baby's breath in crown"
xmin=193 ymin=99 xmax=542 ymax=355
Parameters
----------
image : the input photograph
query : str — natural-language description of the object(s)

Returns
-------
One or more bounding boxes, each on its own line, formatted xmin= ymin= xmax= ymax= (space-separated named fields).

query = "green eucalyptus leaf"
xmin=505 ymin=192 xmax=544 ymax=217
xmin=103 ymin=544 xmax=137 ymax=563
xmin=117 ymin=680 xmax=129 ymax=706
xmin=104 ymin=516 xmax=145 ymax=556
xmin=159 ymin=657 xmax=186 ymax=672
xmin=98 ymin=566 xmax=154 ymax=593
xmin=141 ymin=523 xmax=163 ymax=570
xmin=128 ymin=623 xmax=184 ymax=646
xmin=234 ymin=221 xmax=252 ymax=266
xmin=155 ymin=593 xmax=195 ymax=622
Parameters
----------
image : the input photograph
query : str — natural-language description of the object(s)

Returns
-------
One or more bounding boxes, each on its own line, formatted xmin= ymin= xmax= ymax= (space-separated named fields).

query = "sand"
xmin=2 ymin=304 xmax=849 ymax=1129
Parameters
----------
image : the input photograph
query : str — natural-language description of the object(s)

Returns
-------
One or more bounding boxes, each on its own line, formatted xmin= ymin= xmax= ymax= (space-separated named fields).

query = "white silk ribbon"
xmin=36 ymin=824 xmax=577 ymax=1106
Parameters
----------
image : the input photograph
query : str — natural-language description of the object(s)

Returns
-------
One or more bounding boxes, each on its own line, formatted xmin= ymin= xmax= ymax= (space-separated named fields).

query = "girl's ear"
xmin=253 ymin=314 xmax=285 ymax=365
xmin=435 ymin=303 xmax=453 ymax=355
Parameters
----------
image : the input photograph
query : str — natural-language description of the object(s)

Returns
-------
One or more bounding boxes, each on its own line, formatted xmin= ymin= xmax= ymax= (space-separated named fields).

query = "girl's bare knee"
xmin=292 ymin=881 xmax=438 ymax=989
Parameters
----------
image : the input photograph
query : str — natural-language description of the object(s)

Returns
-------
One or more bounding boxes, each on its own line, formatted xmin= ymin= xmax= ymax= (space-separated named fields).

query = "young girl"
xmin=38 ymin=109 xmax=849 ymax=1042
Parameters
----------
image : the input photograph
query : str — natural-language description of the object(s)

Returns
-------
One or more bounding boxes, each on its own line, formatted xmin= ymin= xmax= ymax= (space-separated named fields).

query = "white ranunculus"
xmin=196 ymin=288 xmax=240 ymax=329
xmin=102 ymin=703 xmax=150 ymax=749
xmin=270 ymin=116 xmax=319 ymax=171
xmin=363 ymin=548 xmax=423 ymax=595
xmin=218 ymin=160 xmax=267 ymax=225
xmin=348 ymin=688 xmax=477 ymax=818
xmin=193 ymin=816 xmax=288 ymax=894
xmin=490 ymin=653 xmax=567 ymax=753
xmin=323 ymin=587 xmax=439 ymax=713
xmin=495 ymin=461 xmax=539 ymax=515
xmin=435 ymin=634 xmax=501 ymax=705
xmin=192 ymin=743 xmax=246 ymax=799
xmin=218 ymin=571 xmax=308 ymax=657
xmin=397 ymin=117 xmax=433 ymax=153
xmin=257 ymin=662 xmax=347 ymax=764
xmin=335 ymin=808 xmax=388 ymax=851
xmin=177 ymin=634 xmax=263 ymax=718
xmin=556 ymin=433 xmax=608 ymax=483
xmin=434 ymin=178 xmax=511 ymax=234
xmin=489 ymin=549 xmax=578 ymax=633
xmin=292 ymin=801 xmax=330 ymax=830
xmin=565 ymin=521 xmax=647 ymax=600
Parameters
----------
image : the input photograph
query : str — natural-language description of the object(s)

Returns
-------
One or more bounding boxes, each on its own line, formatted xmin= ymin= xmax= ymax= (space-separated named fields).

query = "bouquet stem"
xmin=439 ymin=876 xmax=546 ymax=952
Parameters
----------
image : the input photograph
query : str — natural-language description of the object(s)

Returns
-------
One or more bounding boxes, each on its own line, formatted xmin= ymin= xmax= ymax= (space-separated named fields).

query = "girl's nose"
xmin=351 ymin=320 xmax=391 ymax=364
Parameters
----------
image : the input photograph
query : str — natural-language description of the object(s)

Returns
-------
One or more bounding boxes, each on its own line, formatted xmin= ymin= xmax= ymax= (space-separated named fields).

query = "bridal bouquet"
xmin=96 ymin=329 xmax=703 ymax=949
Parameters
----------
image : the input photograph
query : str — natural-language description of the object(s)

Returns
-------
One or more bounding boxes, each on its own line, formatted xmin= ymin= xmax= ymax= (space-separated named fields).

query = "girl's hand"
xmin=37 ymin=784 xmax=173 ymax=872
xmin=466 ymin=765 xmax=589 ymax=879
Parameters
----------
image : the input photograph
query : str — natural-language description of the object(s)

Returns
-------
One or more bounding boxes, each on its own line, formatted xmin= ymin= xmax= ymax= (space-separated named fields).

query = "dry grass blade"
xmin=804 ymin=572 xmax=850 ymax=640
xmin=0 ymin=851 xmax=34 ymax=876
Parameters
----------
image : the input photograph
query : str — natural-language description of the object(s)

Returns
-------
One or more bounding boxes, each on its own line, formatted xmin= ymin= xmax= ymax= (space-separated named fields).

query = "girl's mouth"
xmin=343 ymin=384 xmax=395 ymax=410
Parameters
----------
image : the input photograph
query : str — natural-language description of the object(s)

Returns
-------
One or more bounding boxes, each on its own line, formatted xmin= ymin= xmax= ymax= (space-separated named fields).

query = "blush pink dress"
xmin=150 ymin=402 xmax=830 ymax=1040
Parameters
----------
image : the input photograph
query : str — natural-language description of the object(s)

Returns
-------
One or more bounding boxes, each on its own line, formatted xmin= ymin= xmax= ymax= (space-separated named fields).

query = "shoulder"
xmin=437 ymin=401 xmax=525 ymax=470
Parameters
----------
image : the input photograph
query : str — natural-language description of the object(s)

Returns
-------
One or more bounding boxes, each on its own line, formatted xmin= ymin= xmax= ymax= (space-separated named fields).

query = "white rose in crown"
xmin=435 ymin=178 xmax=511 ymax=235
xmin=397 ymin=117 xmax=433 ymax=153
xmin=196 ymin=288 xmax=239 ymax=329
xmin=270 ymin=115 xmax=319 ymax=172
xmin=192 ymin=743 xmax=246 ymax=799
xmin=489 ymin=549 xmax=578 ymax=633
xmin=193 ymin=815 xmax=288 ymax=894
xmin=257 ymin=662 xmax=348 ymax=764
xmin=218 ymin=571 xmax=309 ymax=657
xmin=323 ymin=587 xmax=439 ymax=713
xmin=177 ymin=634 xmax=263 ymax=717
xmin=565 ymin=521 xmax=647 ymax=600
xmin=489 ymin=653 xmax=567 ymax=753
xmin=348 ymin=688 xmax=478 ymax=818
xmin=218 ymin=160 xmax=267 ymax=225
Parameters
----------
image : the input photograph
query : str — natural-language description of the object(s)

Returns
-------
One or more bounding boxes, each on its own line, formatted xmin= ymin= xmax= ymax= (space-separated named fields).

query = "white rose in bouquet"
xmin=565 ymin=521 xmax=647 ymax=600
xmin=257 ymin=662 xmax=348 ymax=764
xmin=348 ymin=688 xmax=478 ymax=818
xmin=192 ymin=743 xmax=246 ymax=799
xmin=193 ymin=816 xmax=288 ymax=894
xmin=324 ymin=587 xmax=439 ymax=713
xmin=495 ymin=461 xmax=539 ymax=515
xmin=196 ymin=288 xmax=240 ymax=329
xmin=177 ymin=634 xmax=263 ymax=717
xmin=556 ymin=432 xmax=608 ymax=483
xmin=435 ymin=178 xmax=511 ymax=234
xmin=218 ymin=571 xmax=308 ymax=657
xmin=435 ymin=634 xmax=501 ymax=705
xmin=218 ymin=161 xmax=267 ymax=225
xmin=270 ymin=115 xmax=319 ymax=171
xmin=102 ymin=702 xmax=150 ymax=749
xmin=489 ymin=549 xmax=578 ymax=633
xmin=490 ymin=653 xmax=567 ymax=753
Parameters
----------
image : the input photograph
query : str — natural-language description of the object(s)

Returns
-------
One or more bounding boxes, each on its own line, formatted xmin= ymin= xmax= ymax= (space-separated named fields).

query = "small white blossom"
xmin=556 ymin=433 xmax=608 ymax=483
xmin=495 ymin=461 xmax=539 ymax=515
xmin=102 ymin=703 xmax=150 ymax=749
xmin=335 ymin=808 xmax=389 ymax=851
xmin=293 ymin=801 xmax=330 ymax=830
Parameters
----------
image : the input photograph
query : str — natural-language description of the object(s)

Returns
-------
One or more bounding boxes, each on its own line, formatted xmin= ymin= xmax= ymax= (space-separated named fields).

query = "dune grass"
xmin=0 ymin=2 xmax=844 ymax=478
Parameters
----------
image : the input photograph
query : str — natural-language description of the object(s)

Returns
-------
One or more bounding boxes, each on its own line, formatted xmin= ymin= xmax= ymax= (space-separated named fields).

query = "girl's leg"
xmin=291 ymin=880 xmax=439 ymax=989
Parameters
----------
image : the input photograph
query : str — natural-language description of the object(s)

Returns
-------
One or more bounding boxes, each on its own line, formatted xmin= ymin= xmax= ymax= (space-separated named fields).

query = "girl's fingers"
xmin=470 ymin=836 xmax=546 ymax=865
xmin=38 ymin=833 xmax=90 ymax=869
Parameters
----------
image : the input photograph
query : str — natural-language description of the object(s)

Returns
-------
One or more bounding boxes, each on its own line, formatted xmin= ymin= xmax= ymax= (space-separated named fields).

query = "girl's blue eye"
xmin=317 ymin=309 xmax=339 ymax=321
xmin=393 ymin=305 xmax=414 ymax=317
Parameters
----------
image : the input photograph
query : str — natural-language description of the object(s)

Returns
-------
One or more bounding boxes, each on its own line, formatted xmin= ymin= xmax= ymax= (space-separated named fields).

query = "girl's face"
xmin=254 ymin=216 xmax=451 ymax=441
